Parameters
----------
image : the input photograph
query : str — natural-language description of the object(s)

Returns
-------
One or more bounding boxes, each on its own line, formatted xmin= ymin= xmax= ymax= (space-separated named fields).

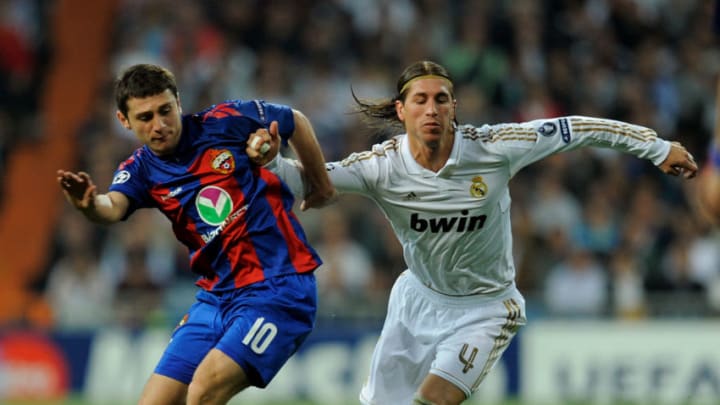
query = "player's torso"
xmin=367 ymin=132 xmax=515 ymax=294
xmin=127 ymin=116 xmax=266 ymax=252
xmin=375 ymin=133 xmax=511 ymax=247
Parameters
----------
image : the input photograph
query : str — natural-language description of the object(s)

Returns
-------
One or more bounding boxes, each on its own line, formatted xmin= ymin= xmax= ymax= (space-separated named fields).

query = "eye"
xmin=412 ymin=95 xmax=428 ymax=104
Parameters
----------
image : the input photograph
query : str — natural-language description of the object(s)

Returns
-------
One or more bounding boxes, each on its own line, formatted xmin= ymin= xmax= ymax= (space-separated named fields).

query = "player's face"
xmin=396 ymin=78 xmax=456 ymax=149
xmin=116 ymin=89 xmax=183 ymax=157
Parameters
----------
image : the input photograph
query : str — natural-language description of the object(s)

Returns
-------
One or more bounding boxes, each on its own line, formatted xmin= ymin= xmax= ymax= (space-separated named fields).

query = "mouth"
xmin=151 ymin=132 xmax=171 ymax=143
xmin=422 ymin=122 xmax=442 ymax=134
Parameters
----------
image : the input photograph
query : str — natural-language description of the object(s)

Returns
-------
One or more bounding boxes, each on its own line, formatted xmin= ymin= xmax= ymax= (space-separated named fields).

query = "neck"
xmin=409 ymin=131 xmax=454 ymax=172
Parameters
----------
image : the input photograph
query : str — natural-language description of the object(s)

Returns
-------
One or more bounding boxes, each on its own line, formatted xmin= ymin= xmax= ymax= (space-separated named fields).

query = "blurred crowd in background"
xmin=3 ymin=0 xmax=720 ymax=333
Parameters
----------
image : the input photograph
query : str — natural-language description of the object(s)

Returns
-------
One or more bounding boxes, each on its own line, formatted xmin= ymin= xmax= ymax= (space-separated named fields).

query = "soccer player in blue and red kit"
xmin=57 ymin=64 xmax=336 ymax=405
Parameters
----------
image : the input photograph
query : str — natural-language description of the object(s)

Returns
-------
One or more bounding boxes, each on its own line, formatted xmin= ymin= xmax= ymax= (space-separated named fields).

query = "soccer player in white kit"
xmin=247 ymin=60 xmax=698 ymax=405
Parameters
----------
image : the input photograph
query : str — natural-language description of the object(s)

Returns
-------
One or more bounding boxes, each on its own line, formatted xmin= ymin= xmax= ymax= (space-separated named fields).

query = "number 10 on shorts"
xmin=242 ymin=317 xmax=278 ymax=354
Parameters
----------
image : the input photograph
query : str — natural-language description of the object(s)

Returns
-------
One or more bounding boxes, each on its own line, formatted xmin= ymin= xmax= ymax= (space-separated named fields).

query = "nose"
xmin=152 ymin=115 xmax=167 ymax=132
xmin=425 ymin=100 xmax=438 ymax=116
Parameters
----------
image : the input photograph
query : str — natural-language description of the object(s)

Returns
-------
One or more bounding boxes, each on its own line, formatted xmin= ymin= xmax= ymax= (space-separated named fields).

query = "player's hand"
xmin=246 ymin=121 xmax=280 ymax=166
xmin=299 ymin=179 xmax=338 ymax=211
xmin=57 ymin=170 xmax=98 ymax=210
xmin=658 ymin=142 xmax=698 ymax=179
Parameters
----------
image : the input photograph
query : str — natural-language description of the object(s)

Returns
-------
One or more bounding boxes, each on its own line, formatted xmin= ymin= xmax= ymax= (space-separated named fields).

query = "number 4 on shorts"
xmin=242 ymin=317 xmax=278 ymax=354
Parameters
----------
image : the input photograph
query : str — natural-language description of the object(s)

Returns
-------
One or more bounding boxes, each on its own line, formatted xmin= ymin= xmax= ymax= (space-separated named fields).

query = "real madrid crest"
xmin=470 ymin=176 xmax=488 ymax=198
xmin=209 ymin=149 xmax=235 ymax=174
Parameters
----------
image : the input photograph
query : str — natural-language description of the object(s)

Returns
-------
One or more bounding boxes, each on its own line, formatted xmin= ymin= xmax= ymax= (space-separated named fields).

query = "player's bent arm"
xmin=289 ymin=109 xmax=336 ymax=206
xmin=81 ymin=191 xmax=130 ymax=225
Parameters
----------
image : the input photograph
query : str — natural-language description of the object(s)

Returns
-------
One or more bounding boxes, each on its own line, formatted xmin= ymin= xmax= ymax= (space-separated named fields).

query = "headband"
xmin=399 ymin=74 xmax=452 ymax=95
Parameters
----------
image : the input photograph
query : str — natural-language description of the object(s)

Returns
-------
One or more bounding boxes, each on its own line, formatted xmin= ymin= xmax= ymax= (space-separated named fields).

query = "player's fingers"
xmin=249 ymin=131 xmax=270 ymax=155
xmin=82 ymin=185 xmax=96 ymax=205
xmin=269 ymin=121 xmax=279 ymax=140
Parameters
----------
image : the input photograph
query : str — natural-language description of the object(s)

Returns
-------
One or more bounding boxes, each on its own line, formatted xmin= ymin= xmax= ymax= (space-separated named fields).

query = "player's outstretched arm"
xmin=57 ymin=170 xmax=129 ymax=224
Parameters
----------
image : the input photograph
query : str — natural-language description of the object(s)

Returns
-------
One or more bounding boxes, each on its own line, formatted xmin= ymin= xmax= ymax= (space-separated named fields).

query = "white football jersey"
xmin=273 ymin=116 xmax=671 ymax=296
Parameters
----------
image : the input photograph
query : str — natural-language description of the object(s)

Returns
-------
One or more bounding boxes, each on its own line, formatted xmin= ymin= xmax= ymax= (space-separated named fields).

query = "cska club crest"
xmin=209 ymin=149 xmax=235 ymax=174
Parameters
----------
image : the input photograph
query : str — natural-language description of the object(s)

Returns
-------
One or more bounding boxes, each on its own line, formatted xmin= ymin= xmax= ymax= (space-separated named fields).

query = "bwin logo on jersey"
xmin=410 ymin=210 xmax=487 ymax=233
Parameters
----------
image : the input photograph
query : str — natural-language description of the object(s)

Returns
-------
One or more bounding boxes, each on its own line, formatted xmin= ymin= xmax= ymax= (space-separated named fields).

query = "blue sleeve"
xmin=107 ymin=152 xmax=151 ymax=219
xmin=231 ymin=100 xmax=295 ymax=146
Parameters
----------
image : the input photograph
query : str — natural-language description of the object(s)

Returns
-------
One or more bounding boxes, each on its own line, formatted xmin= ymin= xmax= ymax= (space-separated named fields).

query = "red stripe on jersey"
xmin=193 ymin=251 xmax=219 ymax=290
xmin=219 ymin=204 xmax=266 ymax=288
xmin=202 ymin=103 xmax=243 ymax=122
xmin=151 ymin=185 xmax=207 ymax=268
xmin=257 ymin=167 xmax=319 ymax=274
xmin=196 ymin=153 xmax=266 ymax=289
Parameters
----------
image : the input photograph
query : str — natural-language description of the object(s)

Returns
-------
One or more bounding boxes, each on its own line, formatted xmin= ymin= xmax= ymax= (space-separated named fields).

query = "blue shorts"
xmin=154 ymin=272 xmax=317 ymax=388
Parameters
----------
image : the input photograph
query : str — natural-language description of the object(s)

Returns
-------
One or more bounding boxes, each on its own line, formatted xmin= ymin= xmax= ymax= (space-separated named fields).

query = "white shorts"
xmin=359 ymin=270 xmax=526 ymax=405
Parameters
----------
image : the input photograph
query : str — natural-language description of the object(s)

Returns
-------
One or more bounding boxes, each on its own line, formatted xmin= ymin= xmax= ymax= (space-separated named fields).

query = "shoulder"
xmin=116 ymin=147 xmax=148 ymax=171
xmin=338 ymin=136 xmax=402 ymax=167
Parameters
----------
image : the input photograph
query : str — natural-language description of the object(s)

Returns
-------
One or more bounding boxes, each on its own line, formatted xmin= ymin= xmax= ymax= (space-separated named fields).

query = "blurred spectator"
xmin=571 ymin=186 xmax=621 ymax=257
xmin=528 ymin=168 xmax=582 ymax=237
xmin=44 ymin=207 xmax=114 ymax=331
xmin=609 ymin=248 xmax=647 ymax=320
xmin=113 ymin=245 xmax=164 ymax=331
xmin=544 ymin=247 xmax=609 ymax=317
xmin=0 ymin=0 xmax=50 ymax=201
xmin=313 ymin=206 xmax=377 ymax=318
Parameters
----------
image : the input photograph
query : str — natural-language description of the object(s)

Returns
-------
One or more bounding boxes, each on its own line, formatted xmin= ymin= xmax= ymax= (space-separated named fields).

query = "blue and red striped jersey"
xmin=108 ymin=99 xmax=321 ymax=292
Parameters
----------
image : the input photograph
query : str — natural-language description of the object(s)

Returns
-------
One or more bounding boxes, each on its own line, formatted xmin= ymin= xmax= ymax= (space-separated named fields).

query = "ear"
xmin=176 ymin=92 xmax=182 ymax=114
xmin=395 ymin=99 xmax=405 ymax=122
xmin=116 ymin=110 xmax=131 ymax=130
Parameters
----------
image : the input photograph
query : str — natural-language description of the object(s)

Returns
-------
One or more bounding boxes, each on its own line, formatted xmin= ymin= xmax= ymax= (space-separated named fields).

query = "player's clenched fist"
xmin=657 ymin=141 xmax=698 ymax=179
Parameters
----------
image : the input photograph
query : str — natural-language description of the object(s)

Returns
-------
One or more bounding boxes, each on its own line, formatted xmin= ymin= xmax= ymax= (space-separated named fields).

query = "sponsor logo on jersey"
xmin=209 ymin=149 xmax=235 ymax=174
xmin=559 ymin=118 xmax=571 ymax=143
xmin=201 ymin=204 xmax=249 ymax=243
xmin=112 ymin=170 xmax=131 ymax=184
xmin=470 ymin=176 xmax=488 ymax=198
xmin=196 ymin=185 xmax=233 ymax=226
xmin=162 ymin=187 xmax=183 ymax=201
xmin=538 ymin=122 xmax=557 ymax=136
xmin=410 ymin=210 xmax=487 ymax=233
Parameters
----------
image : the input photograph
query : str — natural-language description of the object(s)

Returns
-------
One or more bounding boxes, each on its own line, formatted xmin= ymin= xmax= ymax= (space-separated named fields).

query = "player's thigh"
xmin=189 ymin=348 xmax=249 ymax=401
xmin=138 ymin=373 xmax=188 ymax=405
xmin=215 ymin=273 xmax=317 ymax=388
xmin=430 ymin=296 xmax=525 ymax=399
